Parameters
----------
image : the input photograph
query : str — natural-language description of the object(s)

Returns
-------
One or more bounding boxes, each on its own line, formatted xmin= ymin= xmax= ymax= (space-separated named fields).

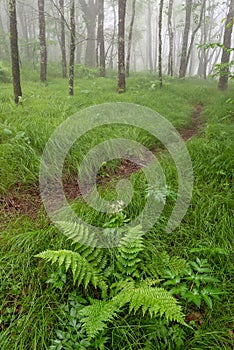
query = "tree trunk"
xmin=69 ymin=0 xmax=76 ymax=95
xmin=117 ymin=0 xmax=127 ymax=92
xmin=8 ymin=0 xmax=22 ymax=104
xmin=158 ymin=0 xmax=164 ymax=88
xmin=186 ymin=0 xmax=206 ymax=70
xmin=38 ymin=0 xmax=47 ymax=82
xmin=167 ymin=0 xmax=174 ymax=76
xmin=109 ymin=0 xmax=117 ymax=70
xmin=179 ymin=0 xmax=192 ymax=78
xmin=218 ymin=0 xmax=234 ymax=90
xmin=97 ymin=0 xmax=105 ymax=77
xmin=79 ymin=0 xmax=98 ymax=67
xmin=59 ymin=0 xmax=67 ymax=78
xmin=147 ymin=1 xmax=153 ymax=72
xmin=126 ymin=0 xmax=136 ymax=77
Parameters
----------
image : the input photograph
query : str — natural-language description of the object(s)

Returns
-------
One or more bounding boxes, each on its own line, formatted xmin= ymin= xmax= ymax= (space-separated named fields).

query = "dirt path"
xmin=0 ymin=104 xmax=204 ymax=225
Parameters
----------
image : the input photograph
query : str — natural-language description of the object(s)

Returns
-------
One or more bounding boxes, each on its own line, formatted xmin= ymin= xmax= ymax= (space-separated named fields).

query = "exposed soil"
xmin=0 ymin=104 xmax=204 ymax=225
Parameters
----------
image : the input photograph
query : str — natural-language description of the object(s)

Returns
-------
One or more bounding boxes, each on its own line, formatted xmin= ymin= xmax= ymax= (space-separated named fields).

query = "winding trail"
xmin=0 ymin=104 xmax=204 ymax=225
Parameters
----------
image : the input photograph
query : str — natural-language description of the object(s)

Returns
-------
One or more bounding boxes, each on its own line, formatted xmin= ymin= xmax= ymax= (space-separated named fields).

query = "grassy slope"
xmin=0 ymin=68 xmax=233 ymax=349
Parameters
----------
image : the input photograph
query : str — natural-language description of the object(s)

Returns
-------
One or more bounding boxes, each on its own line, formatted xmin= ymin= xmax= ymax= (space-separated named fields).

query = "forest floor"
xmin=0 ymin=103 xmax=204 ymax=224
xmin=0 ymin=72 xmax=233 ymax=350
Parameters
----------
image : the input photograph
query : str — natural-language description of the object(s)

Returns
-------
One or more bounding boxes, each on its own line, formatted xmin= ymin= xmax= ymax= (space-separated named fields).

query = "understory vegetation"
xmin=0 ymin=66 xmax=233 ymax=349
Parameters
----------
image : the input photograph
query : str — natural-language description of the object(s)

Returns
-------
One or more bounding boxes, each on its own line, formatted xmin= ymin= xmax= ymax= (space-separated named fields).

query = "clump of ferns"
xmin=36 ymin=221 xmax=186 ymax=338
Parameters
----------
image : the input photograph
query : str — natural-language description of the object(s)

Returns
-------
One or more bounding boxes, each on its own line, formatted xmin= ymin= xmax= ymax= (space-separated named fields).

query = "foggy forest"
xmin=0 ymin=0 xmax=233 ymax=349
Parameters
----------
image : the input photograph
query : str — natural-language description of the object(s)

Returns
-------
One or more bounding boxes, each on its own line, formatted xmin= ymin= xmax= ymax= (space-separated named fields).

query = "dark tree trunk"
xmin=126 ymin=0 xmax=136 ymax=77
xmin=167 ymin=0 xmax=174 ymax=76
xmin=159 ymin=0 xmax=164 ymax=88
xmin=97 ymin=0 xmax=105 ymax=77
xmin=59 ymin=0 xmax=67 ymax=78
xmin=9 ymin=0 xmax=22 ymax=104
xmin=38 ymin=0 xmax=47 ymax=82
xmin=79 ymin=0 xmax=99 ymax=67
xmin=179 ymin=0 xmax=192 ymax=78
xmin=117 ymin=0 xmax=127 ymax=92
xmin=69 ymin=0 xmax=76 ymax=95
xmin=218 ymin=0 xmax=234 ymax=90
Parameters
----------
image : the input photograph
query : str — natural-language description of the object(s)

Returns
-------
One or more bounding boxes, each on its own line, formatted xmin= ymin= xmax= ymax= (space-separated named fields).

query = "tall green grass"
xmin=0 ymin=69 xmax=233 ymax=349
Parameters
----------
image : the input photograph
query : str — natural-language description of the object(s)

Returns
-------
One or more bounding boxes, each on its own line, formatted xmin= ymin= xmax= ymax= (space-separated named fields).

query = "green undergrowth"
xmin=0 ymin=70 xmax=233 ymax=349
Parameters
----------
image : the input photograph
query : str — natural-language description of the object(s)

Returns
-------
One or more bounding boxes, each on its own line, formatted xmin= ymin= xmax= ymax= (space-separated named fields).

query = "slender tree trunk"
xmin=109 ymin=0 xmax=117 ymax=69
xmin=126 ymin=0 xmax=136 ymax=77
xmin=179 ymin=0 xmax=192 ymax=78
xmin=59 ymin=0 xmax=67 ymax=78
xmin=218 ymin=0 xmax=234 ymax=90
xmin=154 ymin=6 xmax=158 ymax=71
xmin=69 ymin=0 xmax=76 ymax=95
xmin=117 ymin=0 xmax=127 ymax=92
xmin=186 ymin=0 xmax=206 ymax=69
xmin=147 ymin=1 xmax=153 ymax=72
xmin=97 ymin=0 xmax=105 ymax=77
xmin=79 ymin=0 xmax=98 ymax=67
xmin=159 ymin=0 xmax=164 ymax=88
xmin=8 ymin=0 xmax=22 ymax=104
xmin=167 ymin=0 xmax=174 ymax=76
xmin=38 ymin=0 xmax=47 ymax=82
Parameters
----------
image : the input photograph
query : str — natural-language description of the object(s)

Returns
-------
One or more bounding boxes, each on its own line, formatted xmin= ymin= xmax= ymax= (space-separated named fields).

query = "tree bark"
xmin=9 ymin=0 xmax=22 ymax=104
xmin=126 ymin=0 xmax=136 ymax=77
xmin=218 ymin=0 xmax=234 ymax=90
xmin=179 ymin=0 xmax=192 ymax=78
xmin=69 ymin=0 xmax=76 ymax=95
xmin=159 ymin=0 xmax=164 ymax=88
xmin=117 ymin=0 xmax=127 ymax=92
xmin=38 ymin=0 xmax=47 ymax=82
xmin=167 ymin=0 xmax=174 ymax=76
xmin=59 ymin=0 xmax=67 ymax=78
xmin=97 ymin=0 xmax=105 ymax=77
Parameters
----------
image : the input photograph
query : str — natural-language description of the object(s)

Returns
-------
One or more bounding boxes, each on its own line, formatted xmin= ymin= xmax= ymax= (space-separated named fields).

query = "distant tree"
xmin=218 ymin=0 xmax=234 ymax=90
xmin=179 ymin=0 xmax=192 ymax=78
xmin=167 ymin=0 xmax=174 ymax=76
xmin=8 ymin=0 xmax=22 ymax=104
xmin=117 ymin=0 xmax=127 ymax=92
xmin=38 ymin=0 xmax=47 ymax=82
xmin=97 ymin=0 xmax=105 ymax=77
xmin=147 ymin=1 xmax=153 ymax=72
xmin=69 ymin=0 xmax=76 ymax=95
xmin=126 ymin=0 xmax=136 ymax=77
xmin=159 ymin=0 xmax=164 ymax=88
xmin=59 ymin=0 xmax=67 ymax=78
xmin=79 ymin=0 xmax=99 ymax=67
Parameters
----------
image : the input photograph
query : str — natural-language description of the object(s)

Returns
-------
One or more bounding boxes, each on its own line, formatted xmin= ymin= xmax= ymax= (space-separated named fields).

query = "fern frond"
xmin=56 ymin=220 xmax=98 ymax=246
xmin=80 ymin=298 xmax=123 ymax=338
xmin=80 ymin=280 xmax=185 ymax=338
xmin=116 ymin=225 xmax=144 ymax=277
xmin=36 ymin=250 xmax=106 ymax=292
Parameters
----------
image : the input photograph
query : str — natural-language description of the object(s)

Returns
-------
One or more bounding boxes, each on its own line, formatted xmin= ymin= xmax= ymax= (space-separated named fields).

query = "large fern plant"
xmin=36 ymin=222 xmax=186 ymax=338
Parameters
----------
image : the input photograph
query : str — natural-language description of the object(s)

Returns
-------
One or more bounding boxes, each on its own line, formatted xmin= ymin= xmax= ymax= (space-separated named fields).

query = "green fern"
xmin=115 ymin=225 xmax=144 ymax=277
xmin=56 ymin=221 xmax=98 ymax=246
xmin=35 ymin=250 xmax=106 ymax=292
xmin=80 ymin=279 xmax=185 ymax=338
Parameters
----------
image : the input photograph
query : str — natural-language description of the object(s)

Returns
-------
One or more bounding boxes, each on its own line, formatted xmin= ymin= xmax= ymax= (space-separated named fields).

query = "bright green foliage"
xmin=115 ymin=225 xmax=144 ymax=277
xmin=36 ymin=250 xmax=106 ymax=292
xmin=80 ymin=280 xmax=185 ymax=338
xmin=161 ymin=257 xmax=224 ymax=309
xmin=37 ymin=223 xmax=185 ymax=338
